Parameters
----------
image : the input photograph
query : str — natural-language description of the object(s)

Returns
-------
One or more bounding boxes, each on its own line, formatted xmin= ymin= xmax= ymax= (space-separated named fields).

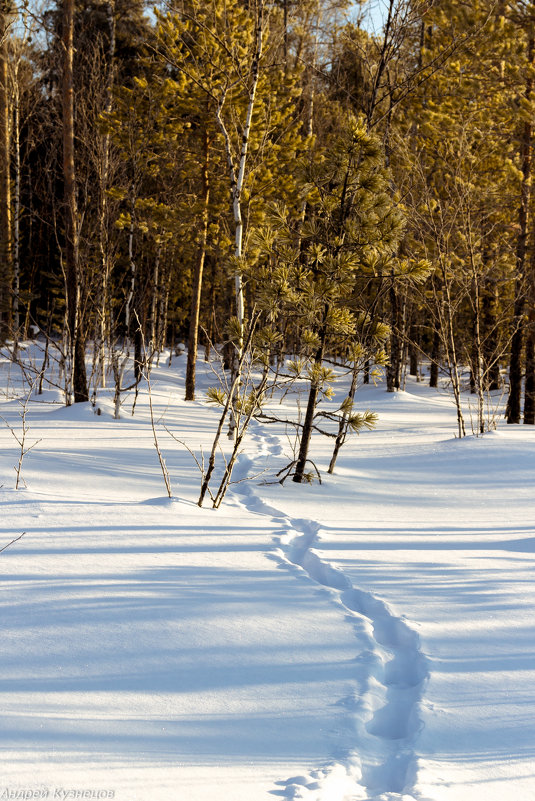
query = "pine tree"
xmin=394 ymin=0 xmax=521 ymax=433
xmin=257 ymin=115 xmax=405 ymax=482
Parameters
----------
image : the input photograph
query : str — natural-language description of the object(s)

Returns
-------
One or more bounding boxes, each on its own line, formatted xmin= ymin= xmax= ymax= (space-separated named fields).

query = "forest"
xmin=0 ymin=0 xmax=534 ymax=462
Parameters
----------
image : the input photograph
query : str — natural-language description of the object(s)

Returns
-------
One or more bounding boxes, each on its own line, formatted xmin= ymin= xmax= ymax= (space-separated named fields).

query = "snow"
xmin=0 ymin=347 xmax=534 ymax=801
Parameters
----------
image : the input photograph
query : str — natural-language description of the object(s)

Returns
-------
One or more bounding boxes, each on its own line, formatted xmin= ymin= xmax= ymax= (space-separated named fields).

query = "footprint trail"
xmin=232 ymin=423 xmax=428 ymax=801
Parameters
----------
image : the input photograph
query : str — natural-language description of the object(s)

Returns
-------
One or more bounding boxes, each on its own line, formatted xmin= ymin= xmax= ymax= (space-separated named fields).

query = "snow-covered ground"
xmin=1 ymin=345 xmax=534 ymax=801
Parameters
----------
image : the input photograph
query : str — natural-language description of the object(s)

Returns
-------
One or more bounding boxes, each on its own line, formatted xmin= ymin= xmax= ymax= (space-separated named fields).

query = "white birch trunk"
xmin=216 ymin=0 xmax=265 ymax=335
xmin=213 ymin=1 xmax=266 ymax=439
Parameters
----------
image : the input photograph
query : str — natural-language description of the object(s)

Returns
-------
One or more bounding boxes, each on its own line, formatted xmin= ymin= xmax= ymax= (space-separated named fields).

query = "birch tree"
xmin=154 ymin=0 xmax=303 ymax=399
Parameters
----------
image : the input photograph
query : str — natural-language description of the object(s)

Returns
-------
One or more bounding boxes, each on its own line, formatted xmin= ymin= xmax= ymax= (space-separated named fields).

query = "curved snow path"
xmin=231 ymin=425 xmax=429 ymax=801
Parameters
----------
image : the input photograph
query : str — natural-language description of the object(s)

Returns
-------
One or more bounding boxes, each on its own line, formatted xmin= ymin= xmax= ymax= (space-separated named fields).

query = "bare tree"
xmin=1 ymin=377 xmax=42 ymax=489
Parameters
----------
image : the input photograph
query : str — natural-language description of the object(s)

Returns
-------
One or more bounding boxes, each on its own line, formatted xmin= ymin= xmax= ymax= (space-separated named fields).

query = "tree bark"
xmin=470 ymin=271 xmax=485 ymax=434
xmin=524 ymin=238 xmax=535 ymax=423
xmin=97 ymin=0 xmax=116 ymax=388
xmin=386 ymin=279 xmax=401 ymax=391
xmin=293 ymin=317 xmax=328 ymax=484
xmin=506 ymin=31 xmax=534 ymax=424
xmin=408 ymin=315 xmax=419 ymax=377
xmin=0 ymin=12 xmax=12 ymax=342
xmin=429 ymin=327 xmax=440 ymax=387
xmin=524 ymin=320 xmax=535 ymax=424
xmin=125 ymin=186 xmax=136 ymax=337
xmin=215 ymin=0 xmax=264 ymax=337
xmin=185 ymin=128 xmax=210 ymax=400
xmin=328 ymin=363 xmax=359 ymax=474
xmin=481 ymin=275 xmax=501 ymax=391
xmin=213 ymin=0 xmax=265 ymax=437
xmin=62 ymin=0 xmax=88 ymax=402
xmin=12 ymin=64 xmax=20 ymax=344
xmin=292 ymin=377 xmax=320 ymax=484
xmin=441 ymin=285 xmax=466 ymax=438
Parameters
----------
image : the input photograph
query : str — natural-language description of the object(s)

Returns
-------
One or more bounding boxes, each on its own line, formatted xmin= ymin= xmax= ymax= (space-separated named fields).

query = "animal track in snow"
xmin=283 ymin=525 xmax=428 ymax=798
xmin=233 ymin=426 xmax=428 ymax=801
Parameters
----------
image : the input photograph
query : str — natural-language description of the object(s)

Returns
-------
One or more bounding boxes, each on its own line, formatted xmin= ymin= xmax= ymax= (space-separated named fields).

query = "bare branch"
xmin=0 ymin=532 xmax=25 ymax=554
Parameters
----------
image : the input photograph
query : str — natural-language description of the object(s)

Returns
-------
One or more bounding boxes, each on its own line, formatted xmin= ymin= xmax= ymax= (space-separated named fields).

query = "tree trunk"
xmin=481 ymin=276 xmax=501 ymax=391
xmin=214 ymin=1 xmax=265 ymax=437
xmin=293 ymin=319 xmax=328 ymax=484
xmin=429 ymin=327 xmax=440 ymax=387
xmin=204 ymin=255 xmax=217 ymax=361
xmin=159 ymin=265 xmax=171 ymax=354
xmin=409 ymin=321 xmax=419 ymax=376
xmin=134 ymin=321 xmax=143 ymax=384
xmin=506 ymin=31 xmax=534 ymax=424
xmin=470 ymin=272 xmax=485 ymax=434
xmin=292 ymin=378 xmax=320 ymax=484
xmin=524 ymin=239 xmax=535 ymax=423
xmin=185 ymin=129 xmax=210 ymax=401
xmin=328 ymin=364 xmax=359 ymax=474
xmin=215 ymin=0 xmax=264 ymax=340
xmin=150 ymin=244 xmax=161 ymax=352
xmin=97 ymin=0 xmax=116 ymax=388
xmin=62 ymin=0 xmax=87 ymax=403
xmin=0 ymin=13 xmax=12 ymax=342
xmin=441 ymin=285 xmax=466 ymax=438
xmin=386 ymin=279 xmax=402 ymax=391
xmin=524 ymin=321 xmax=535 ymax=424
xmin=12 ymin=69 xmax=20 ymax=344
xmin=125 ymin=187 xmax=136 ymax=337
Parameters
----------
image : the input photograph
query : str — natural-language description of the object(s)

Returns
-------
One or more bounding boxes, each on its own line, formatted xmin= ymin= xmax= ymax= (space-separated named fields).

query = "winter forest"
xmin=1 ymin=0 xmax=534 ymax=437
xmin=1 ymin=2 xmax=535 ymax=801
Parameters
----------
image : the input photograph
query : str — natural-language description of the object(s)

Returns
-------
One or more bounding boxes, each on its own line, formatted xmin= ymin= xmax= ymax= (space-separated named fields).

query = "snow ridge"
xmin=233 ymin=426 xmax=428 ymax=801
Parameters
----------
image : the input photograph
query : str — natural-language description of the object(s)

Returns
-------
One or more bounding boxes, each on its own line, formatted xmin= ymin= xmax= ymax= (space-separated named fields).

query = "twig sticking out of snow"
xmin=0 ymin=532 xmax=25 ymax=554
